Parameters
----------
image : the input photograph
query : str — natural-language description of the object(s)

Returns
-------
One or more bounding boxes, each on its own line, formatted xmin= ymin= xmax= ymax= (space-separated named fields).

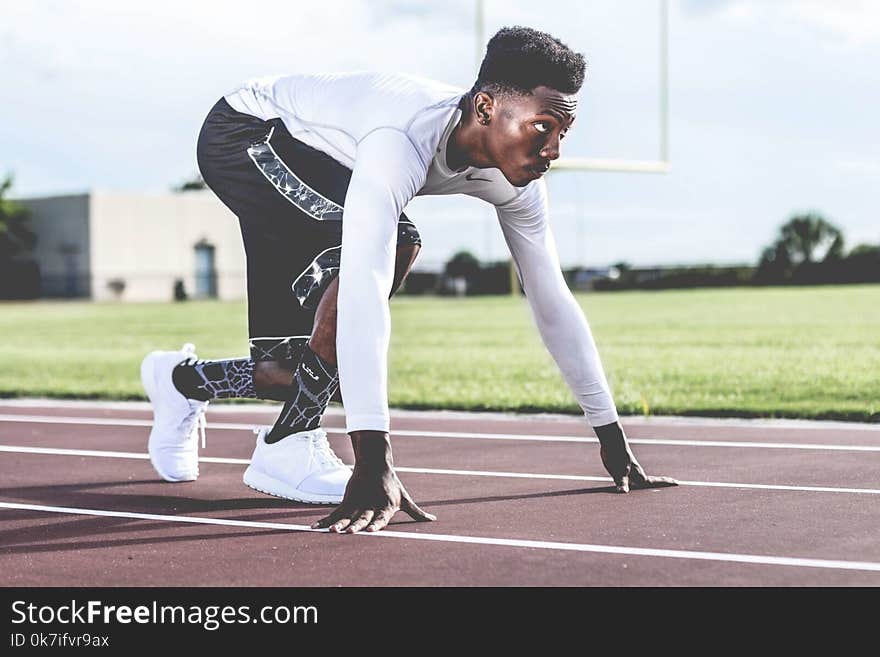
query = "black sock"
xmin=265 ymin=345 xmax=338 ymax=443
xmin=172 ymin=358 xmax=256 ymax=401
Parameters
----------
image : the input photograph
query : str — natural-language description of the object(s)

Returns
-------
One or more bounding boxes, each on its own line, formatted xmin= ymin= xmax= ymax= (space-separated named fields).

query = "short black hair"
xmin=470 ymin=26 xmax=586 ymax=97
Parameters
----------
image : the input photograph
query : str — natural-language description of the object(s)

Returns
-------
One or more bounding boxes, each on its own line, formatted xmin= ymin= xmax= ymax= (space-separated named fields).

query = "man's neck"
xmin=447 ymin=98 xmax=493 ymax=172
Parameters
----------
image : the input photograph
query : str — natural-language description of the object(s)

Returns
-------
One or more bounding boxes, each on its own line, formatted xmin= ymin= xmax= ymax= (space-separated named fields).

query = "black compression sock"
xmin=265 ymin=345 xmax=338 ymax=443
xmin=172 ymin=358 xmax=256 ymax=401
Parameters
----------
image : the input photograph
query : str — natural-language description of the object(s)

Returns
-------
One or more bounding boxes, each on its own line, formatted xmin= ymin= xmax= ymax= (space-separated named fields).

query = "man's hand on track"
xmin=312 ymin=430 xmax=435 ymax=533
xmin=595 ymin=421 xmax=679 ymax=493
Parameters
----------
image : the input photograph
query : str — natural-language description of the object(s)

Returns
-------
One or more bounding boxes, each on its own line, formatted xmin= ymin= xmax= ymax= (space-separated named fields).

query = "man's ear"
xmin=473 ymin=91 xmax=495 ymax=126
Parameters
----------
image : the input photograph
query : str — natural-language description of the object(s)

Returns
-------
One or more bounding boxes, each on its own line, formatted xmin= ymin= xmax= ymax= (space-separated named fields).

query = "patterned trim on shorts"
xmin=249 ymin=335 xmax=310 ymax=364
xmin=247 ymin=126 xmax=344 ymax=222
xmin=291 ymin=245 xmax=341 ymax=310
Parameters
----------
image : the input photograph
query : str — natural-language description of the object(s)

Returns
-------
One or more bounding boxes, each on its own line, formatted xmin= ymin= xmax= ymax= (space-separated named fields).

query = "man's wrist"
xmin=349 ymin=430 xmax=394 ymax=470
xmin=593 ymin=420 xmax=624 ymax=446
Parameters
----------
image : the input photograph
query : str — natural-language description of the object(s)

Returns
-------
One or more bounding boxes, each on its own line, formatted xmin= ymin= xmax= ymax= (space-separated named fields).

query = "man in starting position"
xmin=141 ymin=26 xmax=676 ymax=534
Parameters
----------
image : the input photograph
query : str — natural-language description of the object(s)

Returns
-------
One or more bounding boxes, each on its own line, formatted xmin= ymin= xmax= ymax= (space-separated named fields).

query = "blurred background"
xmin=1 ymin=0 xmax=877 ymax=419
xmin=2 ymin=0 xmax=878 ymax=298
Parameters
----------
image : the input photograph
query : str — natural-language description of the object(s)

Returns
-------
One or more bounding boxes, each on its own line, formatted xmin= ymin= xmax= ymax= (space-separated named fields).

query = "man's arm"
xmin=497 ymin=181 xmax=676 ymax=492
xmin=313 ymin=128 xmax=435 ymax=532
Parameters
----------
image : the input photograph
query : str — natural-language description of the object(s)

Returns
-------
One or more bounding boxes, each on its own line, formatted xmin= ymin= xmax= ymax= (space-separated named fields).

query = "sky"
xmin=2 ymin=0 xmax=878 ymax=269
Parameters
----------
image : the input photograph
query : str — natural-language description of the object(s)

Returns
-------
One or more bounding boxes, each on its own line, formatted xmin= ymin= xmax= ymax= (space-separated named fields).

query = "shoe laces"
xmin=182 ymin=400 xmax=208 ymax=449
xmin=310 ymin=431 xmax=346 ymax=469
xmin=178 ymin=343 xmax=206 ymax=448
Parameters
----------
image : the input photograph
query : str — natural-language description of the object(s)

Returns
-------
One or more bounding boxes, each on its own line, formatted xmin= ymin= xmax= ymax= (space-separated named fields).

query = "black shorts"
xmin=196 ymin=98 xmax=421 ymax=365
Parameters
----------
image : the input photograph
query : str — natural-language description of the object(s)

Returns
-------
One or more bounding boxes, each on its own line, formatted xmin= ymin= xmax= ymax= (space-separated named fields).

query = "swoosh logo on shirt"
xmin=465 ymin=173 xmax=492 ymax=183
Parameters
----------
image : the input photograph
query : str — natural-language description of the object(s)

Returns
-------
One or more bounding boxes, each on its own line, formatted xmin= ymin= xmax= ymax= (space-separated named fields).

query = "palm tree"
xmin=778 ymin=213 xmax=843 ymax=264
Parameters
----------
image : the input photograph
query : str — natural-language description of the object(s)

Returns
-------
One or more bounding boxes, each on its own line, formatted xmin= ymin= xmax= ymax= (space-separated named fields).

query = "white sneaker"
xmin=141 ymin=343 xmax=208 ymax=482
xmin=243 ymin=427 xmax=351 ymax=504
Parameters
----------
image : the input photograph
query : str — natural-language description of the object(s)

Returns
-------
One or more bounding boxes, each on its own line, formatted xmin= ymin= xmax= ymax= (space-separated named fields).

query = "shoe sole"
xmin=141 ymin=351 xmax=198 ymax=483
xmin=243 ymin=465 xmax=343 ymax=505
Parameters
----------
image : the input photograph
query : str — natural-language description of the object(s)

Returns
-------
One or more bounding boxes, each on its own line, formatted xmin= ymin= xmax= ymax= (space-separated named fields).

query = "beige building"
xmin=21 ymin=191 xmax=246 ymax=301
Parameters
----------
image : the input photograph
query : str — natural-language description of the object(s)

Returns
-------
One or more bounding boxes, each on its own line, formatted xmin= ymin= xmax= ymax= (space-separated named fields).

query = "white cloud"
xmin=788 ymin=1 xmax=880 ymax=48
xmin=686 ymin=0 xmax=880 ymax=48
xmin=835 ymin=159 xmax=880 ymax=177
xmin=2 ymin=0 xmax=878 ymax=266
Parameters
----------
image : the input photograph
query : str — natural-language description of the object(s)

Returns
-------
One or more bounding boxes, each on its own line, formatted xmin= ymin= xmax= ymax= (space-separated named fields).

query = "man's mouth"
xmin=527 ymin=163 xmax=551 ymax=178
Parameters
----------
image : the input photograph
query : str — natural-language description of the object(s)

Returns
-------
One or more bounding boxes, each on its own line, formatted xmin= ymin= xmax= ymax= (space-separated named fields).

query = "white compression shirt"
xmin=225 ymin=72 xmax=620 ymax=431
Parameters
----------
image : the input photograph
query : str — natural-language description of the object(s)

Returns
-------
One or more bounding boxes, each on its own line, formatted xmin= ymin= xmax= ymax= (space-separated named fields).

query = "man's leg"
xmin=311 ymin=236 xmax=421 ymax=365
xmin=170 ymin=242 xmax=419 ymax=410
xmin=171 ymin=101 xmax=421 ymax=413
xmin=145 ymin=98 xmax=419 ymax=500
xmin=143 ymin=101 xmax=323 ymax=483
xmin=171 ymin=357 xmax=256 ymax=402
xmin=263 ymin=241 xmax=420 ymax=442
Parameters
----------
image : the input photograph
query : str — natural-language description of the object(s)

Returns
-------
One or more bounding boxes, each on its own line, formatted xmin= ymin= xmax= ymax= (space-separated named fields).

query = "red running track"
xmin=1 ymin=400 xmax=878 ymax=586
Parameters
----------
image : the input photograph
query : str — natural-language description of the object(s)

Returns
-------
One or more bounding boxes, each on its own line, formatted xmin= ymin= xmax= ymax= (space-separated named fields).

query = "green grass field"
xmin=1 ymin=285 xmax=877 ymax=421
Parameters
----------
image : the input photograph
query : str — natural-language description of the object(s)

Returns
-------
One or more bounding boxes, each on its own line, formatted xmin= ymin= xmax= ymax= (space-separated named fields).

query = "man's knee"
xmin=392 ymin=243 xmax=421 ymax=294
xmin=309 ymin=240 xmax=421 ymax=365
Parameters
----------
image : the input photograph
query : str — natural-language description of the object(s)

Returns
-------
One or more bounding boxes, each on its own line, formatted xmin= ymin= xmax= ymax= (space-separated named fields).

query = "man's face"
xmin=478 ymin=85 xmax=577 ymax=187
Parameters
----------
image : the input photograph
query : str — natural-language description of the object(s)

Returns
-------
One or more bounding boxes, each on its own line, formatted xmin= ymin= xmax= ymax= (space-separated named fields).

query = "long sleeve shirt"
xmin=225 ymin=71 xmax=620 ymax=432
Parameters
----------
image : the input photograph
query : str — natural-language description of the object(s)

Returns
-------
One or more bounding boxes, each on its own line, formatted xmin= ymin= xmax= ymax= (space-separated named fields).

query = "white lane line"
xmin=332 ymin=429 xmax=880 ymax=452
xmin=3 ymin=399 xmax=877 ymax=432
xmin=395 ymin=466 xmax=880 ymax=496
xmin=2 ymin=444 xmax=879 ymax=495
xmin=1 ymin=414 xmax=879 ymax=451
xmin=2 ymin=500 xmax=879 ymax=573
xmin=0 ymin=445 xmax=151 ymax=460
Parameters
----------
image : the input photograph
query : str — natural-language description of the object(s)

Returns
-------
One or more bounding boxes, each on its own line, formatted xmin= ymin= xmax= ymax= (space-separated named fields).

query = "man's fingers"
xmin=365 ymin=508 xmax=396 ymax=533
xmin=609 ymin=456 xmax=677 ymax=491
xmin=631 ymin=475 xmax=679 ymax=490
xmin=345 ymin=510 xmax=375 ymax=534
xmin=628 ymin=461 xmax=678 ymax=489
xmin=401 ymin=492 xmax=436 ymax=522
xmin=328 ymin=508 xmax=363 ymax=533
xmin=311 ymin=506 xmax=349 ymax=530
xmin=330 ymin=516 xmax=354 ymax=533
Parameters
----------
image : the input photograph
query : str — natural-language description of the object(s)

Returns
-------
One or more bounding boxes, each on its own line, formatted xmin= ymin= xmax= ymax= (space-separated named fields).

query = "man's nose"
xmin=540 ymin=136 xmax=561 ymax=160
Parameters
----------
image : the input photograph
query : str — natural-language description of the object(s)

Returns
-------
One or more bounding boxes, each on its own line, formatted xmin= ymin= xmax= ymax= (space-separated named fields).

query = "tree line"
xmin=594 ymin=213 xmax=878 ymax=291
xmin=1 ymin=172 xmax=877 ymax=298
xmin=437 ymin=213 xmax=879 ymax=295
xmin=753 ymin=213 xmax=878 ymax=285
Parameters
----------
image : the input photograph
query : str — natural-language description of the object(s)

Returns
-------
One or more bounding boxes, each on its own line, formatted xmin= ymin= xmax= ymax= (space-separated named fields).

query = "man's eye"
xmin=534 ymin=122 xmax=549 ymax=134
